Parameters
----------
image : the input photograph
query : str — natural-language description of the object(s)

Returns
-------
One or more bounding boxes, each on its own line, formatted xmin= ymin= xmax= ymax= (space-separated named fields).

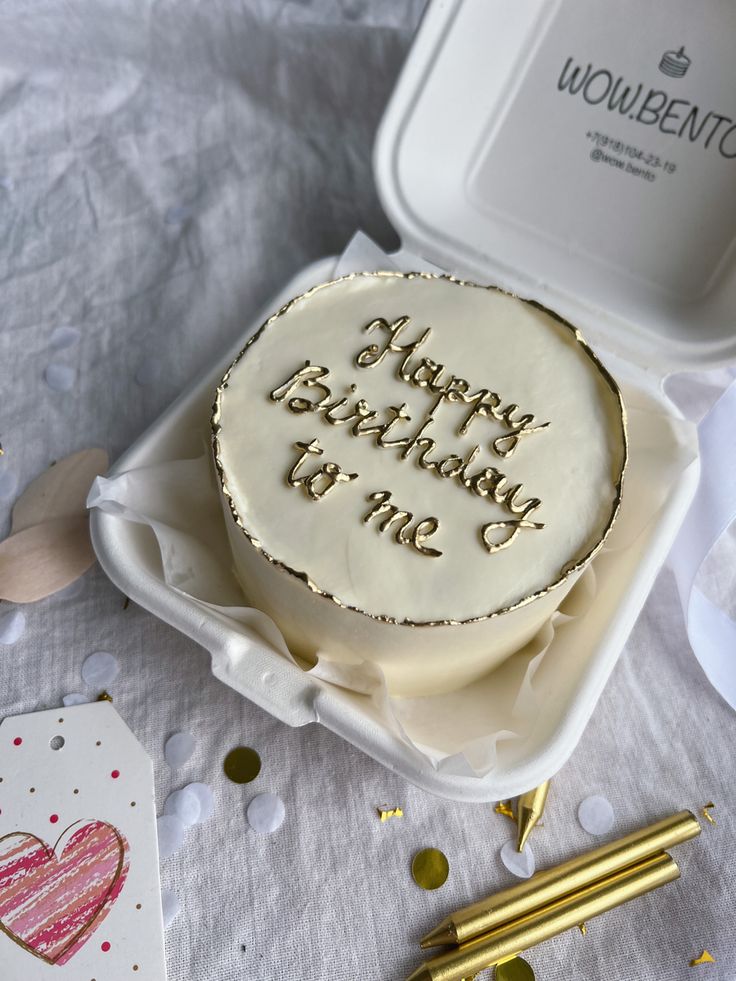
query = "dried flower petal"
xmin=11 ymin=448 xmax=108 ymax=534
xmin=0 ymin=516 xmax=95 ymax=603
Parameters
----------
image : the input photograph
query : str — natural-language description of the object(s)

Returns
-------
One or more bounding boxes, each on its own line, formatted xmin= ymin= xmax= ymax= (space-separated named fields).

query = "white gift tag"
xmin=0 ymin=702 xmax=166 ymax=979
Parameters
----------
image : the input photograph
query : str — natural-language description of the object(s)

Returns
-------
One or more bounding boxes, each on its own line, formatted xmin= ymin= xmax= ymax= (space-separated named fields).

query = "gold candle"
xmin=420 ymin=809 xmax=699 ymax=949
xmin=515 ymin=780 xmax=550 ymax=852
xmin=407 ymin=852 xmax=679 ymax=981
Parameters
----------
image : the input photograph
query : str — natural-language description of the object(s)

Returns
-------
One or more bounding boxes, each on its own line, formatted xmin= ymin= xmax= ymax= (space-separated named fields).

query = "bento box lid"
xmin=374 ymin=0 xmax=736 ymax=372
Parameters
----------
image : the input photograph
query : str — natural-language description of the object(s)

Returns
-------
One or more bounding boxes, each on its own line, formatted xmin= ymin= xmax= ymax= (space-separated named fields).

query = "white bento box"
xmin=90 ymin=0 xmax=736 ymax=801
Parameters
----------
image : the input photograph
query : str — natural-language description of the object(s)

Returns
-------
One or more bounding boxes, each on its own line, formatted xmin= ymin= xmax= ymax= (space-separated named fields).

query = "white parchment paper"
xmin=88 ymin=233 xmax=698 ymax=777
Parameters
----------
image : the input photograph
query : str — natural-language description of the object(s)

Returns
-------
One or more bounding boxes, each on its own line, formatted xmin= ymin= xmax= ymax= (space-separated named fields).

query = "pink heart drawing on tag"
xmin=0 ymin=819 xmax=129 ymax=965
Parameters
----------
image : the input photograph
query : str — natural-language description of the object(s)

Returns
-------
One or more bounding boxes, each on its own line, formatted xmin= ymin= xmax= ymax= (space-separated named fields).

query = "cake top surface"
xmin=213 ymin=272 xmax=627 ymax=624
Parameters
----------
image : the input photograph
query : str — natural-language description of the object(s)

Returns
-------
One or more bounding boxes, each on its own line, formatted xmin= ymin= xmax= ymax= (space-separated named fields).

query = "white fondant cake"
xmin=212 ymin=273 xmax=627 ymax=696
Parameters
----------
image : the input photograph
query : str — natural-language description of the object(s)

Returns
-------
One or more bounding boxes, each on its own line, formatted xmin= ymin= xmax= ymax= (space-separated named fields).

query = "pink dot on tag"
xmin=101 ymin=941 xmax=111 ymax=952
xmin=49 ymin=814 xmax=59 ymax=824
xmin=111 ymin=769 xmax=120 ymax=779
xmin=13 ymin=737 xmax=22 ymax=746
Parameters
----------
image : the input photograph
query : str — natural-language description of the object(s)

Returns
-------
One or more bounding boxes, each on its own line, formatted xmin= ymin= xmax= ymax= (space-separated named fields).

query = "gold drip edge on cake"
xmin=210 ymin=270 xmax=628 ymax=628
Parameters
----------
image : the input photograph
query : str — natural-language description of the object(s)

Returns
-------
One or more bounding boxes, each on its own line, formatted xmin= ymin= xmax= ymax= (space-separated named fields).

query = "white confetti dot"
xmin=49 ymin=326 xmax=81 ymax=351
xmin=246 ymin=792 xmax=285 ymax=834
xmin=157 ymin=815 xmax=186 ymax=860
xmin=164 ymin=788 xmax=201 ymax=827
xmin=500 ymin=838 xmax=536 ymax=879
xmin=578 ymin=795 xmax=615 ymax=836
xmin=164 ymin=732 xmax=196 ymax=769
xmin=161 ymin=888 xmax=180 ymax=928
xmin=62 ymin=692 xmax=89 ymax=707
xmin=81 ymin=650 xmax=120 ymax=687
xmin=44 ymin=363 xmax=77 ymax=393
xmin=164 ymin=203 xmax=194 ymax=224
xmin=0 ymin=470 xmax=19 ymax=502
xmin=185 ymin=782 xmax=215 ymax=823
xmin=0 ymin=610 xmax=26 ymax=645
xmin=135 ymin=358 xmax=164 ymax=386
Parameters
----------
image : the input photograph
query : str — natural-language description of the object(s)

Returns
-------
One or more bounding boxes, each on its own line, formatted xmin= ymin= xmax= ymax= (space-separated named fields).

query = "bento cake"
xmin=212 ymin=272 xmax=626 ymax=696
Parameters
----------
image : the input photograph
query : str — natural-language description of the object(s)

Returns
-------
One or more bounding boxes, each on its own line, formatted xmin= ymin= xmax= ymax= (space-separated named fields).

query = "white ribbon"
xmin=670 ymin=379 xmax=736 ymax=710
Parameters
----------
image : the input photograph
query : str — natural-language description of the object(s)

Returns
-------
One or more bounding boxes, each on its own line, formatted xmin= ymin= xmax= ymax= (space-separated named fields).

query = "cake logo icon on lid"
xmin=659 ymin=45 xmax=691 ymax=78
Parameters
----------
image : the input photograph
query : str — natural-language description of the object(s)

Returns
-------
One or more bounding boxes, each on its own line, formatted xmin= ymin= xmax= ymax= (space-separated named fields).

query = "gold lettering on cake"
xmin=270 ymin=362 xmax=332 ymax=413
xmin=286 ymin=438 xmax=358 ymax=501
xmin=270 ymin=353 xmax=547 ymax=555
xmin=480 ymin=518 xmax=546 ymax=554
xmin=363 ymin=491 xmax=442 ymax=558
xmin=354 ymin=316 xmax=550 ymax=457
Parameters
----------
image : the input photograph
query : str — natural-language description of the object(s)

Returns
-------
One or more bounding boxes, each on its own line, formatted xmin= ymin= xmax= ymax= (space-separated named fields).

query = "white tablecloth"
xmin=0 ymin=3 xmax=734 ymax=979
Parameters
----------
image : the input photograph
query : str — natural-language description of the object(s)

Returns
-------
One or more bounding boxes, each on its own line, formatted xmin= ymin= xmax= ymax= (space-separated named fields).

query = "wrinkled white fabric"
xmin=0 ymin=3 xmax=733 ymax=980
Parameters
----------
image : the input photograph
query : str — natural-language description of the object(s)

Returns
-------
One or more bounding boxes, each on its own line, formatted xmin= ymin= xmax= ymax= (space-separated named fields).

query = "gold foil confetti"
xmin=495 ymin=955 xmax=536 ymax=980
xmin=377 ymin=806 xmax=403 ymax=822
xmin=578 ymin=922 xmax=588 ymax=936
xmin=412 ymin=848 xmax=449 ymax=891
xmin=690 ymin=950 xmax=715 ymax=966
xmin=96 ymin=691 xmax=113 ymax=703
xmin=223 ymin=746 xmax=262 ymax=784
xmin=701 ymin=803 xmax=716 ymax=825
xmin=494 ymin=800 xmax=516 ymax=823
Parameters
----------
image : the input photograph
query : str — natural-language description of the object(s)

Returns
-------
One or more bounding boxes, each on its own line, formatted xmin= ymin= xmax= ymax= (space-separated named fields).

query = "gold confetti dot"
xmin=690 ymin=950 xmax=715 ymax=966
xmin=701 ymin=803 xmax=716 ymax=826
xmin=97 ymin=691 xmax=113 ymax=703
xmin=578 ymin=922 xmax=588 ymax=936
xmin=377 ymin=806 xmax=403 ymax=822
xmin=495 ymin=956 xmax=536 ymax=981
xmin=494 ymin=801 xmax=516 ymax=823
xmin=411 ymin=848 xmax=449 ymax=891
xmin=224 ymin=746 xmax=261 ymax=784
